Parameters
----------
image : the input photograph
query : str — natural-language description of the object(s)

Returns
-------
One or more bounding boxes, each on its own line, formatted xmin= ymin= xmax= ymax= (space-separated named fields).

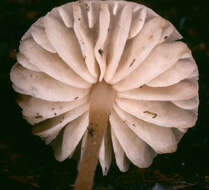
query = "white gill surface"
xmin=10 ymin=0 xmax=199 ymax=175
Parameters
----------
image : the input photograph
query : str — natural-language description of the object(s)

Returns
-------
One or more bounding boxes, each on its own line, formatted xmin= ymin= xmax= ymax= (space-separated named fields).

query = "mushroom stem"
xmin=74 ymin=81 xmax=116 ymax=190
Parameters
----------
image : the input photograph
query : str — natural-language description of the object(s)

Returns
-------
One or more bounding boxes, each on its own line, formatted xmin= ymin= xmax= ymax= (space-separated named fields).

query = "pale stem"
xmin=74 ymin=81 xmax=115 ymax=190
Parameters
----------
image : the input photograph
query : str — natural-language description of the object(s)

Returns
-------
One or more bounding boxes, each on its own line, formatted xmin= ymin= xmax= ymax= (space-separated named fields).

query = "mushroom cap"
xmin=10 ymin=0 xmax=199 ymax=175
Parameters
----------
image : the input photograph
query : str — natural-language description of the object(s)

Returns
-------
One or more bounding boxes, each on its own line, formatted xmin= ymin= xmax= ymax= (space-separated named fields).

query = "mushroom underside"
xmin=10 ymin=1 xmax=199 ymax=190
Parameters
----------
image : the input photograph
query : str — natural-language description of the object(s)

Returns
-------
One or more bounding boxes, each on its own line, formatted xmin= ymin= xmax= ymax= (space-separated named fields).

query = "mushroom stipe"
xmin=75 ymin=82 xmax=115 ymax=190
xmin=10 ymin=0 xmax=199 ymax=190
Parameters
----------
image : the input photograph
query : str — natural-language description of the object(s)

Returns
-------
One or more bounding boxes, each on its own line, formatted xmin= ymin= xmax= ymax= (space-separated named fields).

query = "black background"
xmin=0 ymin=0 xmax=209 ymax=189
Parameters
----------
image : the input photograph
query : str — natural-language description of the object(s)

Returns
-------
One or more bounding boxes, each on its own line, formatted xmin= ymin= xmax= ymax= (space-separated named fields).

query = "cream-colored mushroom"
xmin=10 ymin=0 xmax=199 ymax=190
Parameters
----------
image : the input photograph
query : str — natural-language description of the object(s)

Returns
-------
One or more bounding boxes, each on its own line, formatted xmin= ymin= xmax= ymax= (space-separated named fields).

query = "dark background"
xmin=0 ymin=0 xmax=209 ymax=189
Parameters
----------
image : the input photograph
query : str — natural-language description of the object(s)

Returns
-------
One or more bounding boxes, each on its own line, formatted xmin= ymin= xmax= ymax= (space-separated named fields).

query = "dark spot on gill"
xmin=143 ymin=111 xmax=157 ymax=118
xmin=35 ymin=113 xmax=43 ymax=119
xmin=129 ymin=59 xmax=136 ymax=67
xmin=74 ymin=97 xmax=79 ymax=100
xmin=98 ymin=49 xmax=103 ymax=56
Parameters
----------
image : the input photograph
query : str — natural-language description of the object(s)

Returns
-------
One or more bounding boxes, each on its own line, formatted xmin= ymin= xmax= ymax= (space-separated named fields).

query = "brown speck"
xmin=74 ymin=96 xmax=79 ymax=100
xmin=88 ymin=127 xmax=94 ymax=137
xmin=84 ymin=3 xmax=89 ymax=12
xmin=129 ymin=59 xmax=136 ymax=67
xmin=78 ymin=18 xmax=81 ymax=21
xmin=143 ymin=111 xmax=157 ymax=118
xmin=35 ymin=115 xmax=43 ymax=119
xmin=98 ymin=49 xmax=103 ymax=56
xmin=51 ymin=108 xmax=55 ymax=111
xmin=132 ymin=123 xmax=136 ymax=127
xmin=164 ymin=36 xmax=168 ymax=39
xmin=54 ymin=113 xmax=57 ymax=116
xmin=149 ymin=35 xmax=153 ymax=39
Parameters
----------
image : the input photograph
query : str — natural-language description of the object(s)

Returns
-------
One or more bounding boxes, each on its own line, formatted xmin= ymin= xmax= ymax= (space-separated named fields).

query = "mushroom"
xmin=10 ymin=0 xmax=199 ymax=190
